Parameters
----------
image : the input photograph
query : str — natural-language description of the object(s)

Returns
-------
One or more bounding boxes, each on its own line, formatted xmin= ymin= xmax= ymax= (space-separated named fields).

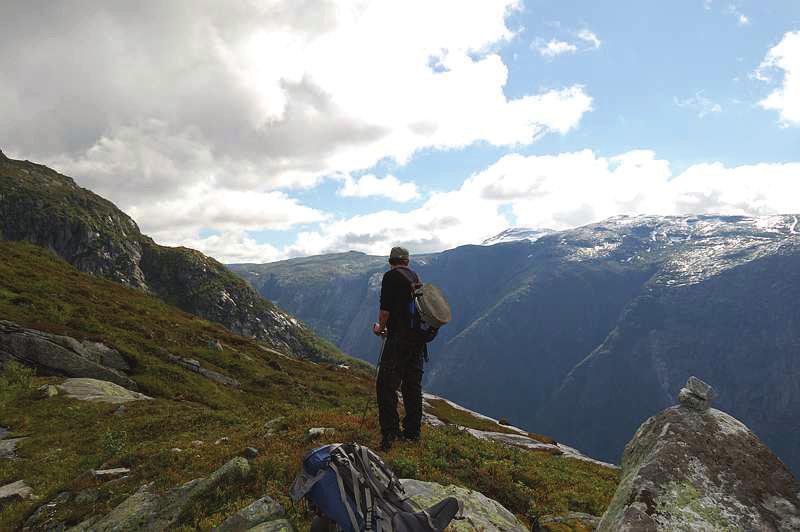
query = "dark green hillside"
xmin=0 ymin=240 xmax=618 ymax=530
xmin=0 ymin=152 xmax=346 ymax=363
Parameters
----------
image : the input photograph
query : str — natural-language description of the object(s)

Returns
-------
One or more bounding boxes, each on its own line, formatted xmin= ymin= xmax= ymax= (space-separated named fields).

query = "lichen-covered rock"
xmin=0 ymin=320 xmax=136 ymax=388
xmin=597 ymin=403 xmax=800 ymax=531
xmin=57 ymin=378 xmax=152 ymax=404
xmin=400 ymin=479 xmax=528 ymax=531
xmin=213 ymin=495 xmax=284 ymax=531
xmin=70 ymin=457 xmax=251 ymax=531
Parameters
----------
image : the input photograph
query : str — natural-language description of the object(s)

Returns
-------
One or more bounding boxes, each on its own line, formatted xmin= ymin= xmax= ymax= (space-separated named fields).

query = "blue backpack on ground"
xmin=290 ymin=443 xmax=460 ymax=532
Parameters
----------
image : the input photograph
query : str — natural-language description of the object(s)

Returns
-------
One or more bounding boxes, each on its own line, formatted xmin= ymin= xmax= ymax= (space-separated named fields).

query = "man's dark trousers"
xmin=376 ymin=335 xmax=424 ymax=441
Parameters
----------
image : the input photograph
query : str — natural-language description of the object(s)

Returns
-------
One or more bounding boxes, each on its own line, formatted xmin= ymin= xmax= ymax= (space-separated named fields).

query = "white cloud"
xmin=1 ymin=0 xmax=591 ymax=244
xmin=576 ymin=29 xmax=602 ymax=49
xmin=757 ymin=31 xmax=800 ymax=125
xmin=277 ymin=150 xmax=800 ymax=259
xmin=535 ymin=39 xmax=578 ymax=58
xmin=674 ymin=91 xmax=723 ymax=117
xmin=165 ymin=231 xmax=284 ymax=265
xmin=339 ymin=174 xmax=420 ymax=202
xmin=724 ymin=4 xmax=750 ymax=26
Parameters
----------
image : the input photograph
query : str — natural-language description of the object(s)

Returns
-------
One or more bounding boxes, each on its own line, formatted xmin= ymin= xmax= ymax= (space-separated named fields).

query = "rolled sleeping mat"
xmin=416 ymin=284 xmax=451 ymax=328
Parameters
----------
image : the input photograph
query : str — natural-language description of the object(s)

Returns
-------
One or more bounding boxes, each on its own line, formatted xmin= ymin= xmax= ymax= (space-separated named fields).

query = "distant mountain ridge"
xmin=0 ymin=150 xmax=345 ymax=363
xmin=481 ymin=227 xmax=554 ymax=245
xmin=231 ymin=214 xmax=800 ymax=475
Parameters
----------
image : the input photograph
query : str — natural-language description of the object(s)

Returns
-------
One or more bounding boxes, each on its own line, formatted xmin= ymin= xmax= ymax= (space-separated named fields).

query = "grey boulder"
xmin=0 ymin=320 xmax=134 ymax=388
xmin=598 ymin=395 xmax=800 ymax=531
xmin=58 ymin=378 xmax=152 ymax=404
xmin=0 ymin=480 xmax=34 ymax=508
xmin=400 ymin=479 xmax=527 ymax=531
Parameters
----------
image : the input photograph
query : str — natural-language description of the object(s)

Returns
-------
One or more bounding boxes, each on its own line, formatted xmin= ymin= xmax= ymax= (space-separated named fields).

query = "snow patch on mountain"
xmin=482 ymin=227 xmax=553 ymax=245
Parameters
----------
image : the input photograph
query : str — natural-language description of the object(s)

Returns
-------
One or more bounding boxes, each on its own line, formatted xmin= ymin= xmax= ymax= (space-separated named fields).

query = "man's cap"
xmin=389 ymin=246 xmax=410 ymax=261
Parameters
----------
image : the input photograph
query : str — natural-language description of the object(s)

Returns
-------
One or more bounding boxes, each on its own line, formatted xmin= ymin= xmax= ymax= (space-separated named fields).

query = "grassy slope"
xmin=0 ymin=241 xmax=618 ymax=530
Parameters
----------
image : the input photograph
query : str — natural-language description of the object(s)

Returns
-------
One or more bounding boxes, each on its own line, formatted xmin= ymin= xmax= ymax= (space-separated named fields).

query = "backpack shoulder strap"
xmin=394 ymin=267 xmax=421 ymax=291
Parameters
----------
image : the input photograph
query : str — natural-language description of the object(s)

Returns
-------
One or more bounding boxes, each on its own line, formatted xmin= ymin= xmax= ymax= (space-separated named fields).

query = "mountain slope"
xmin=0 ymin=240 xmax=618 ymax=530
xmin=0 ymin=151 xmax=344 ymax=363
xmin=231 ymin=215 xmax=800 ymax=475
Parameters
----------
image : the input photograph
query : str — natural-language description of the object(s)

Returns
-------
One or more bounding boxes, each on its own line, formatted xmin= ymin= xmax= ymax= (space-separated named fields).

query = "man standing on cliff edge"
xmin=372 ymin=246 xmax=425 ymax=452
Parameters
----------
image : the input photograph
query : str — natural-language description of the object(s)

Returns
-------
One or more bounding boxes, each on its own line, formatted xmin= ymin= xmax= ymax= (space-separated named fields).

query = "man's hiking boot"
xmin=381 ymin=432 xmax=398 ymax=452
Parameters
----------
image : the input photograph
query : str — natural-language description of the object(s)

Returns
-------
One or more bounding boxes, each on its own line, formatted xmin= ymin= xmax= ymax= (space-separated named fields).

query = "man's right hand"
xmin=372 ymin=322 xmax=386 ymax=336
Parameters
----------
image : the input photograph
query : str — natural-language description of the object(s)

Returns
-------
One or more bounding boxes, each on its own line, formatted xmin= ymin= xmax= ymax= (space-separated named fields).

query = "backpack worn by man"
xmin=290 ymin=443 xmax=461 ymax=531
xmin=393 ymin=267 xmax=451 ymax=345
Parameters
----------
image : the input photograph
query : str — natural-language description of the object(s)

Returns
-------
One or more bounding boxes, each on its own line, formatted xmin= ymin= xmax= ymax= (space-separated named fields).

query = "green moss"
xmin=655 ymin=481 xmax=733 ymax=529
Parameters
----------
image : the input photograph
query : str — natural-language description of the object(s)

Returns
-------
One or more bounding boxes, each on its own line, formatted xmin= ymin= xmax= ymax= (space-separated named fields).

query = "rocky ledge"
xmin=0 ymin=320 xmax=135 ymax=389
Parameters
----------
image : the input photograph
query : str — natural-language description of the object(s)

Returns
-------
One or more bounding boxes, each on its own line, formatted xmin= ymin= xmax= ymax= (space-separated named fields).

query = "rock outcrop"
xmin=400 ymin=479 xmax=528 ymax=531
xmin=70 ymin=457 xmax=251 ymax=531
xmin=598 ymin=377 xmax=800 ymax=531
xmin=57 ymin=378 xmax=152 ymax=404
xmin=166 ymin=354 xmax=240 ymax=388
xmin=0 ymin=320 xmax=135 ymax=388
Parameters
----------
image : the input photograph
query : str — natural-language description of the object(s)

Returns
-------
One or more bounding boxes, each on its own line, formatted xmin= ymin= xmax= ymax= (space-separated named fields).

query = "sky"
xmin=2 ymin=1 xmax=800 ymax=263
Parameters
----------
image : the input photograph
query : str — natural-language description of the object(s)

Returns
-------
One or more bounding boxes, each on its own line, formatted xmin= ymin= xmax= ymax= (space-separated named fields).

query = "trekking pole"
xmin=358 ymin=334 xmax=387 ymax=431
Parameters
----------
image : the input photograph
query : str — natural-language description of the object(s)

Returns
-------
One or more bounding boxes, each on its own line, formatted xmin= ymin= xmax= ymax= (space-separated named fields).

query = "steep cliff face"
xmin=0 ymin=152 xmax=147 ymax=289
xmin=231 ymin=215 xmax=800 ymax=474
xmin=0 ymin=153 xmax=344 ymax=362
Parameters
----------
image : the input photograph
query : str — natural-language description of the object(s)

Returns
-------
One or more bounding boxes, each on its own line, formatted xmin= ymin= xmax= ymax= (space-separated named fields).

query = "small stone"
xmin=191 ymin=440 xmax=204 ymax=447
xmin=677 ymin=376 xmax=715 ymax=411
xmin=185 ymin=358 xmax=201 ymax=368
xmin=0 ymin=437 xmax=27 ymax=459
xmin=170 ymin=448 xmax=183 ymax=453
xmin=0 ymin=480 xmax=34 ymax=505
xmin=307 ymin=427 xmax=335 ymax=440
xmin=215 ymin=437 xmax=230 ymax=445
xmin=209 ymin=340 xmax=224 ymax=352
xmin=91 ymin=468 xmax=131 ymax=480
xmin=114 ymin=405 xmax=127 ymax=416
xmin=263 ymin=417 xmax=287 ymax=436
xmin=0 ymin=427 xmax=8 ymax=440
xmin=38 ymin=384 xmax=59 ymax=398
xmin=242 ymin=447 xmax=259 ymax=459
